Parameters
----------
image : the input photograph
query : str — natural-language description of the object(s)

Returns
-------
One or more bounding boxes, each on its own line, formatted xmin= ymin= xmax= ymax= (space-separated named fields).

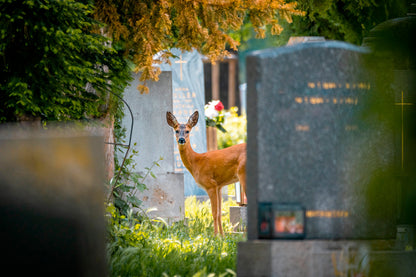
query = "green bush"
xmin=0 ymin=0 xmax=131 ymax=122
xmin=217 ymin=108 xmax=246 ymax=150
xmin=107 ymin=197 xmax=245 ymax=277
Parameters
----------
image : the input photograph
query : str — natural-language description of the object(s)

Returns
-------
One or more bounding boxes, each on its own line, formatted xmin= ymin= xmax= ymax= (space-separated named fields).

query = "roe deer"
xmin=167 ymin=111 xmax=246 ymax=235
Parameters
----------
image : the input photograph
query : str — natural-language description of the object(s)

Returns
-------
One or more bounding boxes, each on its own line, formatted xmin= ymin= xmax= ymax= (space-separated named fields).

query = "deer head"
xmin=166 ymin=111 xmax=199 ymax=145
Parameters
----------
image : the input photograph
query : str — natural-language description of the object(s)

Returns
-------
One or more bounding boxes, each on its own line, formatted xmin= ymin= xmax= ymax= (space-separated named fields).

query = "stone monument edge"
xmin=246 ymin=54 xmax=261 ymax=240
xmin=247 ymin=41 xmax=369 ymax=60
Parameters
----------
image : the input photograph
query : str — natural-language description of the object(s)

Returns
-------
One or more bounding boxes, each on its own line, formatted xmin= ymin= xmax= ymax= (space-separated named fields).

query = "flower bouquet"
xmin=204 ymin=100 xmax=227 ymax=133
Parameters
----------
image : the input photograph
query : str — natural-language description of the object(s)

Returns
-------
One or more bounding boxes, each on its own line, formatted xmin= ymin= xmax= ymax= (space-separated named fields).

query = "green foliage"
xmin=206 ymin=117 xmax=227 ymax=133
xmin=0 ymin=0 xmax=131 ymax=122
xmin=217 ymin=108 xmax=247 ymax=150
xmin=275 ymin=0 xmax=409 ymax=45
xmin=110 ymin=136 xmax=163 ymax=215
xmin=94 ymin=0 xmax=304 ymax=92
xmin=237 ymin=0 xmax=409 ymax=82
xmin=107 ymin=197 xmax=244 ymax=277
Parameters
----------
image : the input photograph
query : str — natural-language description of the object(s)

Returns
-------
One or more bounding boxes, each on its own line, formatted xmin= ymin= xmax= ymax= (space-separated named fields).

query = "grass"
xmin=107 ymin=196 xmax=246 ymax=277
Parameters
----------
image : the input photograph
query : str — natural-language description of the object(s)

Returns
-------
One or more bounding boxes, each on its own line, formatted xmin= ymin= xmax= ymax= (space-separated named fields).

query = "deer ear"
xmin=187 ymin=111 xmax=199 ymax=128
xmin=166 ymin=111 xmax=179 ymax=128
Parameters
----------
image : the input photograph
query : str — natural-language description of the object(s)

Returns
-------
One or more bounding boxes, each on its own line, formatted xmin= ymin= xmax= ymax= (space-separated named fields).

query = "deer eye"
xmin=175 ymin=130 xmax=179 ymax=134
xmin=185 ymin=131 xmax=190 ymax=134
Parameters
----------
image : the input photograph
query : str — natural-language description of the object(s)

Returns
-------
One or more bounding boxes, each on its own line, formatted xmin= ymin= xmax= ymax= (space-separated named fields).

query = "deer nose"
xmin=178 ymin=138 xmax=186 ymax=144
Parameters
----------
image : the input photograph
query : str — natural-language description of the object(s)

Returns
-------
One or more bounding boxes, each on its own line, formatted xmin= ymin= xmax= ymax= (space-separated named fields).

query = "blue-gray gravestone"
xmin=245 ymin=41 xmax=396 ymax=240
xmin=121 ymin=72 xmax=184 ymax=222
xmin=160 ymin=49 xmax=208 ymax=196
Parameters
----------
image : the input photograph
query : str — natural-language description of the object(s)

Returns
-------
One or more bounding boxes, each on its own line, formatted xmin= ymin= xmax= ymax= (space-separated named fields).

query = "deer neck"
xmin=178 ymin=141 xmax=198 ymax=173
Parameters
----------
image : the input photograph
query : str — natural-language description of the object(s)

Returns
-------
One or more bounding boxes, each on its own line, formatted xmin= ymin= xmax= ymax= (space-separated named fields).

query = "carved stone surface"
xmin=246 ymin=41 xmax=396 ymax=239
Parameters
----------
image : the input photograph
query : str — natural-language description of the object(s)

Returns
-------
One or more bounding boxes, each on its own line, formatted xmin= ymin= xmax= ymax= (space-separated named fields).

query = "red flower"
xmin=214 ymin=101 xmax=224 ymax=111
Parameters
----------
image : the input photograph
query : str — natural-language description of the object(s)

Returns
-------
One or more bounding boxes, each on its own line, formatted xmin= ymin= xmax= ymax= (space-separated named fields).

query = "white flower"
xmin=210 ymin=100 xmax=220 ymax=106
xmin=205 ymin=106 xmax=219 ymax=119
xmin=224 ymin=111 xmax=231 ymax=119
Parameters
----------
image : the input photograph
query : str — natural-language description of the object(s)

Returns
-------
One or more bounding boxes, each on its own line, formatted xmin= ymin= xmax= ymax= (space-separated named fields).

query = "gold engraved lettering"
xmin=395 ymin=91 xmax=414 ymax=170
xmin=323 ymin=82 xmax=337 ymax=90
xmin=345 ymin=125 xmax=358 ymax=131
xmin=295 ymin=97 xmax=359 ymax=105
xmin=310 ymin=97 xmax=324 ymax=104
xmin=295 ymin=97 xmax=303 ymax=104
xmin=296 ymin=124 xmax=310 ymax=132
xmin=306 ymin=81 xmax=371 ymax=90
xmin=306 ymin=210 xmax=349 ymax=218
xmin=345 ymin=97 xmax=354 ymax=104
xmin=358 ymin=82 xmax=369 ymax=90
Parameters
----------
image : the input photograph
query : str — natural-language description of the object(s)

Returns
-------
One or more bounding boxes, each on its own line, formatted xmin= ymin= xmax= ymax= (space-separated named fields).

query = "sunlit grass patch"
xmin=107 ymin=196 xmax=245 ymax=277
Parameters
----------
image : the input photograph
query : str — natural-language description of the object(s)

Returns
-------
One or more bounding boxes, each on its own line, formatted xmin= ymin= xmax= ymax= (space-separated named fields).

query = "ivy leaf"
xmin=126 ymin=196 xmax=142 ymax=208
xmin=135 ymin=182 xmax=147 ymax=192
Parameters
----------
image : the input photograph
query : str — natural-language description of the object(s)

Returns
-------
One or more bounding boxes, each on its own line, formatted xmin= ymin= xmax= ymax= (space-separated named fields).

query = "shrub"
xmin=217 ymin=108 xmax=247 ymax=150
xmin=0 ymin=0 xmax=131 ymax=122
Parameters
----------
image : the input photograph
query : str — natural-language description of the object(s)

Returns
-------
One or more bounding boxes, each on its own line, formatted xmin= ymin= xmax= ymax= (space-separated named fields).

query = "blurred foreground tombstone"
xmin=363 ymin=16 xmax=416 ymax=236
xmin=237 ymin=33 xmax=416 ymax=276
xmin=0 ymin=125 xmax=106 ymax=276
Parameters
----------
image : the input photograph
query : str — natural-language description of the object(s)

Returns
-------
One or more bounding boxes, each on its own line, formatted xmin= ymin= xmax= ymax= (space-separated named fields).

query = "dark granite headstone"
xmin=363 ymin=17 xmax=416 ymax=228
xmin=246 ymin=41 xmax=396 ymax=240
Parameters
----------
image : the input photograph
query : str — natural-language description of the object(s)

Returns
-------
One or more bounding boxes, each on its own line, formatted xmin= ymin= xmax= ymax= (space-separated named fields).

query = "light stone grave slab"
xmin=121 ymin=71 xmax=184 ymax=222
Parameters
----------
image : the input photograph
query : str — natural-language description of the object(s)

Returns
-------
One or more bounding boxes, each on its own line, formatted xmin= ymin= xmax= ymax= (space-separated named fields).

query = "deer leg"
xmin=238 ymin=164 xmax=247 ymax=206
xmin=216 ymin=186 xmax=224 ymax=236
xmin=207 ymin=188 xmax=219 ymax=235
